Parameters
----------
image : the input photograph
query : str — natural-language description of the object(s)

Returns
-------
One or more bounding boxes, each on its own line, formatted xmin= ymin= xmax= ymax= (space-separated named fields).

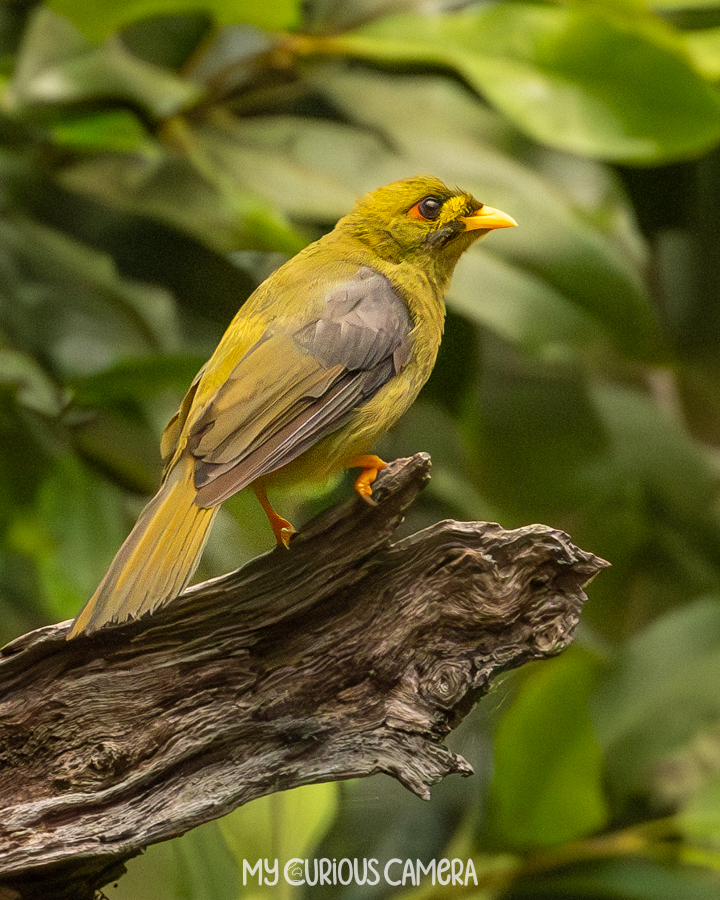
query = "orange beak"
xmin=462 ymin=205 xmax=517 ymax=231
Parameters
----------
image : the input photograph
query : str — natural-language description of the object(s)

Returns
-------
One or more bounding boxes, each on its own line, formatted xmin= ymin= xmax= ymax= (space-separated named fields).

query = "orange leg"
xmin=349 ymin=454 xmax=387 ymax=503
xmin=253 ymin=482 xmax=295 ymax=548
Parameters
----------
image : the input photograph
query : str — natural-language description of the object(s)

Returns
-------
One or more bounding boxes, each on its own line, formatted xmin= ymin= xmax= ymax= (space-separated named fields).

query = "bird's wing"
xmin=186 ymin=266 xmax=413 ymax=507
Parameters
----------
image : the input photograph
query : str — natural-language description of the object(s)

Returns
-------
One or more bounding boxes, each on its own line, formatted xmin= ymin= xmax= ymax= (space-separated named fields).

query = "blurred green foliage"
xmin=2 ymin=0 xmax=720 ymax=897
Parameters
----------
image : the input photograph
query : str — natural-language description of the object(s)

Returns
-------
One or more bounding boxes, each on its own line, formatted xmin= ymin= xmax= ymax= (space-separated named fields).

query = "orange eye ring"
xmin=408 ymin=195 xmax=443 ymax=221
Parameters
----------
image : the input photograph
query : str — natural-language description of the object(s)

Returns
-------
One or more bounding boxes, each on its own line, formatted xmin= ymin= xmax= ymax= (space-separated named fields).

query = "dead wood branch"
xmin=0 ymin=454 xmax=608 ymax=900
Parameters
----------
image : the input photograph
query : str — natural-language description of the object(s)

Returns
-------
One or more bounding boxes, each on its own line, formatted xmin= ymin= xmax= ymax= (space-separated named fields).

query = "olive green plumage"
xmin=68 ymin=175 xmax=516 ymax=637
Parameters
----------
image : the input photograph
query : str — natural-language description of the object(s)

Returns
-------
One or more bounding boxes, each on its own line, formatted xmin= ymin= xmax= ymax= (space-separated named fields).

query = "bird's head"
xmin=339 ymin=175 xmax=516 ymax=279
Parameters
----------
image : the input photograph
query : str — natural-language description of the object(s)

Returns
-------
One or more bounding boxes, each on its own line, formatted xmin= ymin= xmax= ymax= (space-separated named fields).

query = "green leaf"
xmin=69 ymin=354 xmax=204 ymax=408
xmin=468 ymin=361 xmax=611 ymax=520
xmin=338 ymin=4 xmax=720 ymax=162
xmin=47 ymin=0 xmax=300 ymax=40
xmin=539 ymin=379 xmax=720 ymax=639
xmin=0 ymin=215 xmax=180 ymax=375
xmin=472 ymin=372 xmax=720 ymax=631
xmin=61 ymin=144 xmax=307 ymax=255
xmin=169 ymin=823 xmax=241 ymax=900
xmin=679 ymin=775 xmax=720 ymax=852
xmin=0 ymin=390 xmax=56 ymax=517
xmin=655 ymin=722 xmax=720 ymax=814
xmin=449 ymin=249 xmax=608 ymax=363
xmin=684 ymin=26 xmax=720 ymax=81
xmin=65 ymin=354 xmax=211 ymax=492
xmin=0 ymin=348 xmax=64 ymax=416
xmin=9 ymin=452 xmax=130 ymax=621
xmin=490 ymin=647 xmax=609 ymax=848
xmin=192 ymin=116 xmax=385 ymax=220
xmin=588 ymin=384 xmax=720 ymax=530
xmin=302 ymin=0 xmax=430 ymax=34
xmin=112 ymin=821 xmax=239 ymax=900
xmin=219 ymin=783 xmax=338 ymax=898
xmin=507 ymin=858 xmax=720 ymax=900
xmin=592 ymin=596 xmax=720 ymax=801
xmin=68 ymin=355 xmax=205 ymax=493
xmin=71 ymin=409 xmax=162 ymax=495
xmin=7 ymin=7 xmax=201 ymax=117
xmin=382 ymin=399 xmax=506 ymax=525
xmin=64 ymin=108 xmax=398 ymax=253
xmin=120 ymin=11 xmax=212 ymax=69
xmin=651 ymin=0 xmax=720 ymax=9
xmin=51 ymin=109 xmax=149 ymax=152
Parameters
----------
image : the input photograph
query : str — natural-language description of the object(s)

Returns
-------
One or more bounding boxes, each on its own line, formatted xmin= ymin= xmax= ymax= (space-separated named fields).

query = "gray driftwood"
xmin=0 ymin=454 xmax=608 ymax=900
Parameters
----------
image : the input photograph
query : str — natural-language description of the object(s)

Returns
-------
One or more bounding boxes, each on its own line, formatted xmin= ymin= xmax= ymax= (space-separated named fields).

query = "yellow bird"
xmin=68 ymin=175 xmax=516 ymax=638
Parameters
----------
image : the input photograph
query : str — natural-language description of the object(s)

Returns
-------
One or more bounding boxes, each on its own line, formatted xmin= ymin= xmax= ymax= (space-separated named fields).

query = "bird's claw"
xmin=277 ymin=522 xmax=295 ymax=548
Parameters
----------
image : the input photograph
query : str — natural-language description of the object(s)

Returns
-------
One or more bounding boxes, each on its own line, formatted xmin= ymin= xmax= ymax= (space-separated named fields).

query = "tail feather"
xmin=68 ymin=455 xmax=217 ymax=638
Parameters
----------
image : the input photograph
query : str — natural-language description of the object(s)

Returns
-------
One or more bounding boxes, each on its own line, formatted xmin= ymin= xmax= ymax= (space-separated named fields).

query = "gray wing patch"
xmin=293 ymin=266 xmax=413 ymax=371
xmin=189 ymin=266 xmax=414 ymax=506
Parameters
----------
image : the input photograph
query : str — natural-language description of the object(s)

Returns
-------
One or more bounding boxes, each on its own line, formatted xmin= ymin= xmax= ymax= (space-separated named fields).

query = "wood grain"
xmin=0 ymin=454 xmax=608 ymax=899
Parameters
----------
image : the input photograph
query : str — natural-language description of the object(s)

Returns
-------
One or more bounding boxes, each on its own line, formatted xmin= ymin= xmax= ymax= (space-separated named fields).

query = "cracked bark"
xmin=0 ymin=454 xmax=608 ymax=900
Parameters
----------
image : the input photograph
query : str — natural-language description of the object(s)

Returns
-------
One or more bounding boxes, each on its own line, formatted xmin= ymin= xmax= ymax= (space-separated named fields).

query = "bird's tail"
xmin=67 ymin=455 xmax=217 ymax=638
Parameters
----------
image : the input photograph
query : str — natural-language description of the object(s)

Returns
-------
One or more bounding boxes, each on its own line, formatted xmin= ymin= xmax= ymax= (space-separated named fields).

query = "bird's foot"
xmin=274 ymin=517 xmax=296 ymax=549
xmin=350 ymin=455 xmax=387 ymax=505
xmin=253 ymin=483 xmax=296 ymax=548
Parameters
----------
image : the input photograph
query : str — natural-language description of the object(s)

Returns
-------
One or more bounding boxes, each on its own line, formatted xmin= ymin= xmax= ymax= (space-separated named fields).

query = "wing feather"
xmin=187 ymin=266 xmax=413 ymax=507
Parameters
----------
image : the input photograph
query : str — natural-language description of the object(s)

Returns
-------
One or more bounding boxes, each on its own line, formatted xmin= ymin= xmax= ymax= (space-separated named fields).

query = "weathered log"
xmin=0 ymin=454 xmax=608 ymax=900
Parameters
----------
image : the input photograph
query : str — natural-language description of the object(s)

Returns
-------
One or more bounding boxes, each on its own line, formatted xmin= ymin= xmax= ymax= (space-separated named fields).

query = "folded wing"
xmin=188 ymin=266 xmax=413 ymax=507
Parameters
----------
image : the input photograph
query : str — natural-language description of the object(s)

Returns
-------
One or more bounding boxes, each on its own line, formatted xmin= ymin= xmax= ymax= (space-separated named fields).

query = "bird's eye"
xmin=408 ymin=195 xmax=444 ymax=222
